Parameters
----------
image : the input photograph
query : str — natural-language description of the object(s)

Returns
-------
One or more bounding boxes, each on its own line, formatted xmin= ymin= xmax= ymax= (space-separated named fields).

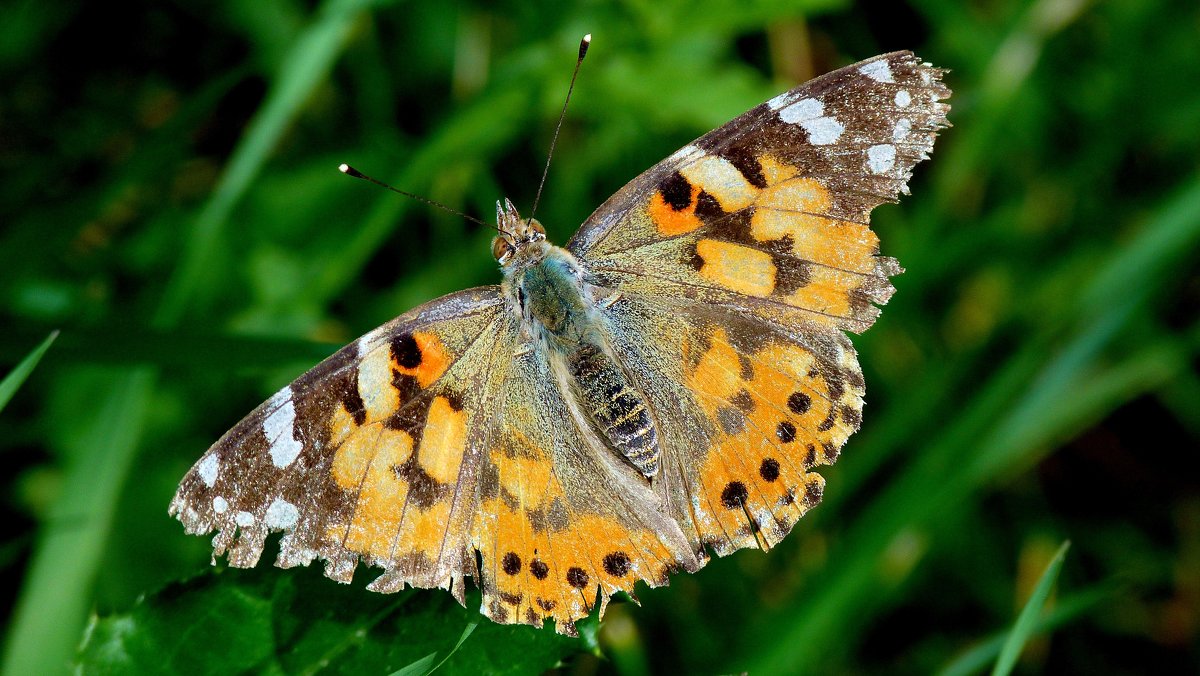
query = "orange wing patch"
xmin=328 ymin=424 xmax=416 ymax=560
xmin=394 ymin=331 xmax=450 ymax=388
xmin=325 ymin=333 xmax=470 ymax=569
xmin=649 ymin=181 xmax=703 ymax=236
xmin=685 ymin=326 xmax=860 ymax=553
xmin=472 ymin=439 xmax=681 ymax=636
xmin=419 ymin=396 xmax=467 ymax=483
xmin=693 ymin=239 xmax=776 ymax=297
xmin=645 ymin=153 xmax=894 ymax=331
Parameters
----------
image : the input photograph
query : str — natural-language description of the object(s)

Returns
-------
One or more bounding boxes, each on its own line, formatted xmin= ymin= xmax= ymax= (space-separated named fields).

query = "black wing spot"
xmin=760 ymin=458 xmax=780 ymax=482
xmin=501 ymin=552 xmax=521 ymax=575
xmin=391 ymin=333 xmax=422 ymax=368
xmin=822 ymin=441 xmax=839 ymax=462
xmin=660 ymin=171 xmax=694 ymax=210
xmin=721 ymin=481 xmax=749 ymax=509
xmin=603 ymin=551 xmax=631 ymax=577
xmin=566 ymin=567 xmax=590 ymax=589
xmin=816 ymin=410 xmax=837 ymax=432
xmin=804 ymin=444 xmax=818 ymax=467
xmin=337 ymin=370 xmax=367 ymax=426
xmin=730 ymin=389 xmax=756 ymax=413
xmin=530 ymin=559 xmax=549 ymax=580
xmin=723 ymin=148 xmax=768 ymax=189
xmin=788 ymin=391 xmax=811 ymax=415
xmin=804 ymin=479 xmax=824 ymax=507
xmin=776 ymin=420 xmax=797 ymax=443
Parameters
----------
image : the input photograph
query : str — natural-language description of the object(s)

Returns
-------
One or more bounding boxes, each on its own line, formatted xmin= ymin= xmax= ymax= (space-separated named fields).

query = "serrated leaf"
xmin=77 ymin=564 xmax=587 ymax=675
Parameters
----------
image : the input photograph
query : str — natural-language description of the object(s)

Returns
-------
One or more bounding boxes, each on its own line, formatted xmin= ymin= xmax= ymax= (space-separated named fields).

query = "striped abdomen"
xmin=567 ymin=342 xmax=660 ymax=478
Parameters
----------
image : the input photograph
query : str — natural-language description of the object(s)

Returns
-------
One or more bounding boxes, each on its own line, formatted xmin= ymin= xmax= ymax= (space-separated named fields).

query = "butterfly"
xmin=171 ymin=50 xmax=950 ymax=636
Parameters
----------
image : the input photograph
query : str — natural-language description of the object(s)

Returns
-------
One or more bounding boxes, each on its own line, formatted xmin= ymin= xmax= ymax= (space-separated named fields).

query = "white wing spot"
xmin=779 ymin=98 xmax=844 ymax=145
xmin=867 ymin=144 xmax=897 ymax=174
xmin=893 ymin=118 xmax=912 ymax=142
xmin=267 ymin=384 xmax=291 ymax=407
xmin=859 ymin=60 xmax=894 ymax=83
xmin=265 ymin=498 xmax=300 ymax=529
xmin=668 ymin=144 xmax=705 ymax=165
xmin=802 ymin=116 xmax=845 ymax=146
xmin=263 ymin=388 xmax=303 ymax=468
xmin=236 ymin=511 xmax=256 ymax=527
xmin=197 ymin=454 xmax=219 ymax=488
xmin=767 ymin=90 xmax=799 ymax=111
xmin=356 ymin=331 xmax=375 ymax=358
xmin=212 ymin=496 xmax=228 ymax=514
xmin=778 ymin=97 xmax=823 ymax=123
xmin=895 ymin=90 xmax=912 ymax=107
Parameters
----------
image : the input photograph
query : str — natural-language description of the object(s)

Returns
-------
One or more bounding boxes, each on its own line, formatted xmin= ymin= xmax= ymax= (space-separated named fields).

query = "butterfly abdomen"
xmin=567 ymin=342 xmax=660 ymax=478
xmin=512 ymin=245 xmax=663 ymax=478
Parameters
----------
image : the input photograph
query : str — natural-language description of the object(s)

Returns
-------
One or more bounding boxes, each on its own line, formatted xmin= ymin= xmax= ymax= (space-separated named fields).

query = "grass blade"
xmin=154 ymin=0 xmax=375 ymax=328
xmin=2 ymin=368 xmax=154 ymax=675
xmin=938 ymin=583 xmax=1108 ymax=676
xmin=0 ymin=330 xmax=57 ymax=412
xmin=991 ymin=540 xmax=1071 ymax=676
xmin=389 ymin=653 xmax=438 ymax=676
xmin=427 ymin=622 xmax=479 ymax=675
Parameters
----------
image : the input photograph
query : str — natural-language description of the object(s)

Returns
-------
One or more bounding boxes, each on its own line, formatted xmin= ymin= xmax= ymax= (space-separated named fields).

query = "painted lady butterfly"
xmin=171 ymin=49 xmax=951 ymax=636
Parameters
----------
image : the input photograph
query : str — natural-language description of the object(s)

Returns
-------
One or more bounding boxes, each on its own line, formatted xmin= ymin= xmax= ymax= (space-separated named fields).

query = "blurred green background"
xmin=2 ymin=0 xmax=1198 ymax=673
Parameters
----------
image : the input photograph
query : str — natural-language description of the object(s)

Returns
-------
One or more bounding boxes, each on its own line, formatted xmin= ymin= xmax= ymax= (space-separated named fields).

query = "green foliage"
xmin=2 ymin=0 xmax=1198 ymax=673
xmin=77 ymin=565 xmax=584 ymax=675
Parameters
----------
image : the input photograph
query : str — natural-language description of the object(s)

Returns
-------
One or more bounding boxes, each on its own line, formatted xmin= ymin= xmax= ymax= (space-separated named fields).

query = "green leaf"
xmin=77 ymin=565 xmax=587 ymax=675
xmin=991 ymin=541 xmax=1071 ymax=676
xmin=0 ymin=330 xmax=57 ymax=412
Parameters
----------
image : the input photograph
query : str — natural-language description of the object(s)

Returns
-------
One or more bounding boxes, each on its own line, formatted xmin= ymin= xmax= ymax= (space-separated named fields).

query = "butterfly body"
xmin=172 ymin=51 xmax=951 ymax=636
xmin=499 ymin=201 xmax=663 ymax=479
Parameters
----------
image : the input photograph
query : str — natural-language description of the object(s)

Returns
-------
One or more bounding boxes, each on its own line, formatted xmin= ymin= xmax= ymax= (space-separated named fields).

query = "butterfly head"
xmin=492 ymin=198 xmax=548 ymax=268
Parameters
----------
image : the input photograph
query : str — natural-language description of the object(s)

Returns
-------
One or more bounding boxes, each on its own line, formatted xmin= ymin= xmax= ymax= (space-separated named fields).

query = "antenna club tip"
xmin=583 ymin=33 xmax=591 ymax=42
xmin=339 ymin=163 xmax=365 ymax=179
xmin=578 ymin=34 xmax=591 ymax=59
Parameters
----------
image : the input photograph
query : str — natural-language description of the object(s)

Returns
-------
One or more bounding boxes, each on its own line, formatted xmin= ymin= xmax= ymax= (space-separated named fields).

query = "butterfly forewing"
xmin=171 ymin=288 xmax=511 ymax=598
xmin=571 ymin=51 xmax=950 ymax=334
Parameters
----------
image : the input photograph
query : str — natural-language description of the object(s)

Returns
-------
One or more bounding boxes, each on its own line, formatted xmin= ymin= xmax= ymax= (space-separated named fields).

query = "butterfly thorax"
xmin=495 ymin=201 xmax=661 ymax=479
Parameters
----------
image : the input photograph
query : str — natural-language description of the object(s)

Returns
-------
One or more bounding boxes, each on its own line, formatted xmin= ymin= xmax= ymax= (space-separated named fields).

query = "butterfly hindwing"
xmin=590 ymin=290 xmax=860 ymax=556
xmin=469 ymin=328 xmax=702 ymax=635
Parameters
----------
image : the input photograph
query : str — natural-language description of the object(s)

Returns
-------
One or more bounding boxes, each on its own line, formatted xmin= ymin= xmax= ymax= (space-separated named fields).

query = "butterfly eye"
xmin=528 ymin=219 xmax=546 ymax=238
xmin=492 ymin=236 xmax=514 ymax=262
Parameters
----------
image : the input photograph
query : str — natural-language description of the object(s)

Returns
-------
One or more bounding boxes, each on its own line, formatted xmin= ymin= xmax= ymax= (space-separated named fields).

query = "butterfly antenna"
xmin=338 ymin=163 xmax=510 ymax=234
xmin=527 ymin=33 xmax=591 ymax=224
